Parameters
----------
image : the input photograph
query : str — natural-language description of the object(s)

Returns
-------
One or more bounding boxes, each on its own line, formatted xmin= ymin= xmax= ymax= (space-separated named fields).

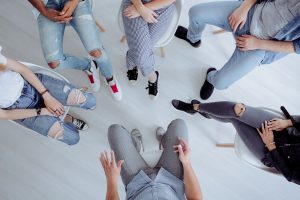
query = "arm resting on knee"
xmin=183 ymin=162 xmax=203 ymax=200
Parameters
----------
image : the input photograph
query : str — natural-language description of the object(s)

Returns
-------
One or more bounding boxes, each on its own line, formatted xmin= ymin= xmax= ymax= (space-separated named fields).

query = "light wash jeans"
xmin=37 ymin=0 xmax=113 ymax=78
xmin=187 ymin=1 xmax=266 ymax=90
xmin=7 ymin=73 xmax=96 ymax=145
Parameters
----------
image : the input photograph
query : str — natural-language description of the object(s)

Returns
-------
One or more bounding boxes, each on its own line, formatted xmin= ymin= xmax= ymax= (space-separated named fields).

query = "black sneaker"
xmin=127 ymin=67 xmax=138 ymax=85
xmin=171 ymin=99 xmax=197 ymax=114
xmin=200 ymin=68 xmax=216 ymax=100
xmin=175 ymin=26 xmax=201 ymax=48
xmin=68 ymin=115 xmax=88 ymax=131
xmin=146 ymin=71 xmax=159 ymax=100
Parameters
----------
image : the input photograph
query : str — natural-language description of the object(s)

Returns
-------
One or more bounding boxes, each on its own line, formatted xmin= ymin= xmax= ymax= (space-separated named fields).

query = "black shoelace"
xmin=146 ymin=81 xmax=158 ymax=95
xmin=127 ymin=67 xmax=138 ymax=80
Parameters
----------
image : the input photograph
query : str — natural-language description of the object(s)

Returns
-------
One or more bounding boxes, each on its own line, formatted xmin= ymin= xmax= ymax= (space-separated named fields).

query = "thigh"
xmin=231 ymin=120 xmax=267 ymax=160
xmin=36 ymin=73 xmax=75 ymax=105
xmin=189 ymin=1 xmax=242 ymax=32
xmin=16 ymin=115 xmax=58 ymax=137
xmin=108 ymin=124 xmax=148 ymax=186
xmin=37 ymin=14 xmax=65 ymax=62
xmin=156 ymin=119 xmax=188 ymax=180
xmin=148 ymin=4 xmax=175 ymax=45
xmin=69 ymin=0 xmax=103 ymax=52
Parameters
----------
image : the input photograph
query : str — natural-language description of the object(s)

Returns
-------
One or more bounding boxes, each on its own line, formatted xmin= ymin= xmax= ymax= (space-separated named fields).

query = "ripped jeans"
xmin=37 ymin=0 xmax=113 ymax=78
xmin=7 ymin=73 xmax=96 ymax=145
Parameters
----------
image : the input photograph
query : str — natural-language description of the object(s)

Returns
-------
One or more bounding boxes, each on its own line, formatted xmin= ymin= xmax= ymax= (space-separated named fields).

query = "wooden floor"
xmin=0 ymin=0 xmax=299 ymax=199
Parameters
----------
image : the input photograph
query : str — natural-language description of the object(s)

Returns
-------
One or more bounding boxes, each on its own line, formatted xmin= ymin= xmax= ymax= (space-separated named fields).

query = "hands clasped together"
xmin=43 ymin=0 xmax=79 ymax=23
xmin=124 ymin=4 xmax=158 ymax=23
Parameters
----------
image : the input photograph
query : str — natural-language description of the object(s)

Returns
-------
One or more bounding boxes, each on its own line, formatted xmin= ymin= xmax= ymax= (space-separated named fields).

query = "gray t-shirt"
xmin=250 ymin=0 xmax=300 ymax=39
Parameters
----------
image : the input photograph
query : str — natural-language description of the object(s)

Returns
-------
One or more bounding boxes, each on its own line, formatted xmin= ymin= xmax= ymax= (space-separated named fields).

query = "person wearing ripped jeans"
xmin=0 ymin=47 xmax=96 ymax=145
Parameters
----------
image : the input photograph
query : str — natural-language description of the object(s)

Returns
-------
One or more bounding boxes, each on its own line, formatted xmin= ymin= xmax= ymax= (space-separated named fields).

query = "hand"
xmin=100 ymin=151 xmax=124 ymax=184
xmin=257 ymin=121 xmax=274 ymax=146
xmin=44 ymin=8 xmax=72 ymax=23
xmin=268 ymin=118 xmax=292 ymax=131
xmin=236 ymin=35 xmax=261 ymax=51
xmin=174 ymin=137 xmax=190 ymax=165
xmin=57 ymin=0 xmax=79 ymax=19
xmin=43 ymin=92 xmax=65 ymax=116
xmin=228 ymin=5 xmax=248 ymax=33
xmin=123 ymin=5 xmax=140 ymax=19
xmin=138 ymin=5 xmax=158 ymax=23
xmin=41 ymin=108 xmax=57 ymax=117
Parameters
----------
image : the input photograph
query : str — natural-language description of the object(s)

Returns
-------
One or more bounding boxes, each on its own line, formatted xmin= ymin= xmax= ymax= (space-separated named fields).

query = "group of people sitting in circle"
xmin=1 ymin=0 xmax=300 ymax=199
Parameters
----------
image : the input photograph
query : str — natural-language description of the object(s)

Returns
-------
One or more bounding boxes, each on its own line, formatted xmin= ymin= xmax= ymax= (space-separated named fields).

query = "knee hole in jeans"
xmin=48 ymin=61 xmax=60 ymax=69
xmin=67 ymin=89 xmax=86 ymax=106
xmin=89 ymin=49 xmax=102 ymax=58
xmin=48 ymin=121 xmax=64 ymax=140
xmin=234 ymin=103 xmax=246 ymax=117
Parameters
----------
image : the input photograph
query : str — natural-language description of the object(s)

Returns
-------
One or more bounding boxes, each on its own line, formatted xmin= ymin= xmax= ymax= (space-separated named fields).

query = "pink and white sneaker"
xmin=106 ymin=76 xmax=122 ymax=101
xmin=85 ymin=60 xmax=100 ymax=92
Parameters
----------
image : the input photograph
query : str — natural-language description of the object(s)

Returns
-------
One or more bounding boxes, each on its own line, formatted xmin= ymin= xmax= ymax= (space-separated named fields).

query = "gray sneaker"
xmin=131 ymin=129 xmax=144 ymax=152
xmin=156 ymin=127 xmax=165 ymax=150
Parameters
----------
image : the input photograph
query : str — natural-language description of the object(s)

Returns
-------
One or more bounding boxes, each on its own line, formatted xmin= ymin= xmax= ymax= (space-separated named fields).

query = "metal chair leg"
xmin=216 ymin=143 xmax=234 ymax=148
xmin=213 ymin=29 xmax=226 ymax=35
xmin=160 ymin=47 xmax=165 ymax=58
xmin=95 ymin=20 xmax=106 ymax=32
xmin=120 ymin=35 xmax=127 ymax=43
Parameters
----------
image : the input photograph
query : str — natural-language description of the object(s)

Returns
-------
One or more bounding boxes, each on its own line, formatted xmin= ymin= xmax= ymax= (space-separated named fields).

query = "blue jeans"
xmin=37 ymin=0 xmax=113 ymax=78
xmin=8 ymin=73 xmax=96 ymax=145
xmin=187 ymin=1 xmax=266 ymax=90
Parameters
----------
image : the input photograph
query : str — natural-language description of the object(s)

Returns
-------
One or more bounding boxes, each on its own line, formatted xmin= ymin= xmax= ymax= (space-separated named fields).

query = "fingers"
xmin=111 ymin=151 xmax=116 ymax=167
xmin=239 ymin=20 xmax=246 ymax=30
xmin=117 ymin=160 xmax=124 ymax=169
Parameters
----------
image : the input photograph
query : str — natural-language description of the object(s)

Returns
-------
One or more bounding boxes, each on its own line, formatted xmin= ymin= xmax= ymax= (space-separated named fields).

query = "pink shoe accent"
xmin=110 ymin=84 xmax=119 ymax=93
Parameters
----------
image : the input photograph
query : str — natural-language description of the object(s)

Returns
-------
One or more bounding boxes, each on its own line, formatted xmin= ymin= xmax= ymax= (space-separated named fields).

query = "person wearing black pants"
xmin=172 ymin=99 xmax=300 ymax=185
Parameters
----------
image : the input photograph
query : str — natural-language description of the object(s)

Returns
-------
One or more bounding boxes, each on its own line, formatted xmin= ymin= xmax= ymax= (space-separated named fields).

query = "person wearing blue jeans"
xmin=175 ymin=0 xmax=300 ymax=100
xmin=28 ymin=0 xmax=122 ymax=101
xmin=0 ymin=49 xmax=96 ymax=145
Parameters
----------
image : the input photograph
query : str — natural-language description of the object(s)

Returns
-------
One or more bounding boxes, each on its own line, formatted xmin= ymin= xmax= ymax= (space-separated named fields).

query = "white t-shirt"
xmin=0 ymin=70 xmax=25 ymax=108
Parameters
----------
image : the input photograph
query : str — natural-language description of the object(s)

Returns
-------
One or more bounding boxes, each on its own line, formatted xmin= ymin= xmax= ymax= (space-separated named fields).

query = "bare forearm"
xmin=145 ymin=0 xmax=175 ymax=10
xmin=106 ymin=181 xmax=120 ymax=200
xmin=28 ymin=0 xmax=47 ymax=15
xmin=258 ymin=40 xmax=295 ymax=53
xmin=0 ymin=109 xmax=37 ymax=120
xmin=241 ymin=0 xmax=257 ymax=10
xmin=6 ymin=59 xmax=47 ymax=94
xmin=183 ymin=162 xmax=202 ymax=200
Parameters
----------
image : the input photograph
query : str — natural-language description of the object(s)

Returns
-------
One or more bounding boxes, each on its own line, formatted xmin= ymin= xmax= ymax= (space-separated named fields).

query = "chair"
xmin=216 ymin=107 xmax=282 ymax=174
xmin=118 ymin=0 xmax=184 ymax=57
xmin=32 ymin=0 xmax=105 ymax=32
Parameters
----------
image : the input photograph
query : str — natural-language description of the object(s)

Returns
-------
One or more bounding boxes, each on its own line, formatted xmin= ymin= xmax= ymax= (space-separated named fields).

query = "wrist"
xmin=265 ymin=142 xmax=276 ymax=151
xmin=182 ymin=160 xmax=192 ymax=168
xmin=286 ymin=119 xmax=293 ymax=127
xmin=256 ymin=39 xmax=265 ymax=50
xmin=107 ymin=177 xmax=118 ymax=187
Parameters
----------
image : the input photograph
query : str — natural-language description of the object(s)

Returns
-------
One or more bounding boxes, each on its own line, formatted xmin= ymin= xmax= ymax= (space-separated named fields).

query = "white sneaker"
xmin=106 ymin=76 xmax=122 ymax=101
xmin=85 ymin=60 xmax=100 ymax=92
xmin=0 ymin=46 xmax=7 ymax=65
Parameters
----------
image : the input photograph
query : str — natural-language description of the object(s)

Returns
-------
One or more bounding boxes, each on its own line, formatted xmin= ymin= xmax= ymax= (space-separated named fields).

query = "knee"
xmin=48 ymin=122 xmax=79 ymax=145
xmin=89 ymin=49 xmax=102 ymax=59
xmin=108 ymin=124 xmax=124 ymax=138
xmin=169 ymin=118 xmax=188 ymax=135
xmin=188 ymin=5 xmax=205 ymax=23
xmin=234 ymin=103 xmax=246 ymax=117
xmin=48 ymin=61 xmax=60 ymax=69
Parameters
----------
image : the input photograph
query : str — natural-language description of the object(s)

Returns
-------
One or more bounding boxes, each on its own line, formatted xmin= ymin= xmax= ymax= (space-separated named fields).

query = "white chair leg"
xmin=216 ymin=143 xmax=234 ymax=148
xmin=160 ymin=47 xmax=165 ymax=58
xmin=120 ymin=35 xmax=127 ymax=43
xmin=213 ymin=29 xmax=226 ymax=35
xmin=95 ymin=20 xmax=105 ymax=32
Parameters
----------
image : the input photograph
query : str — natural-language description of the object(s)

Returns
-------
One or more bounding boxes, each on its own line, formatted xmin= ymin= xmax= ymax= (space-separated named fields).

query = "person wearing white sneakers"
xmin=100 ymin=119 xmax=203 ymax=200
xmin=0 ymin=47 xmax=96 ymax=145
xmin=28 ymin=0 xmax=122 ymax=101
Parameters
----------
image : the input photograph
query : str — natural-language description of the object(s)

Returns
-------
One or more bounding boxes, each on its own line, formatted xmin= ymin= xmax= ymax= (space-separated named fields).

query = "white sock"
xmin=148 ymin=71 xmax=157 ymax=83
xmin=0 ymin=46 xmax=7 ymax=65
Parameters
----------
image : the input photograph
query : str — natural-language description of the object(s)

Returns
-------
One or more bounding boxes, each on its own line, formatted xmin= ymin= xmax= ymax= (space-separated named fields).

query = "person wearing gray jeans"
xmin=99 ymin=119 xmax=203 ymax=200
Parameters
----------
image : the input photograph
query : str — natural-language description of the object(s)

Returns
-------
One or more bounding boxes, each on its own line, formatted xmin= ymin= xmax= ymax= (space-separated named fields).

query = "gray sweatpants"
xmin=108 ymin=119 xmax=188 ymax=186
xmin=122 ymin=0 xmax=175 ymax=76
xmin=200 ymin=102 xmax=285 ymax=160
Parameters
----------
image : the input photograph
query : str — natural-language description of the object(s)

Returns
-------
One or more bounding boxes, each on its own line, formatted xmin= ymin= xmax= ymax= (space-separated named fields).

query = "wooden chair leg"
xmin=216 ymin=143 xmax=234 ymax=148
xmin=160 ymin=47 xmax=165 ymax=58
xmin=213 ymin=29 xmax=226 ymax=35
xmin=95 ymin=20 xmax=106 ymax=32
xmin=120 ymin=35 xmax=127 ymax=43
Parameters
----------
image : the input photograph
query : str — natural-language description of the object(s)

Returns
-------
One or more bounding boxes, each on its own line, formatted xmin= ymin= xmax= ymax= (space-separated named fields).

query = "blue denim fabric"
xmin=37 ymin=0 xmax=113 ymax=78
xmin=7 ymin=73 xmax=96 ymax=145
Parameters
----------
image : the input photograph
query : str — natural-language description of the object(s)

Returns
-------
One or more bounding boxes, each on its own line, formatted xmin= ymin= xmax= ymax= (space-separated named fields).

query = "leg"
xmin=69 ymin=0 xmax=113 ymax=78
xmin=156 ymin=119 xmax=188 ymax=180
xmin=108 ymin=124 xmax=148 ymax=186
xmin=122 ymin=1 xmax=154 ymax=77
xmin=187 ymin=1 xmax=242 ymax=43
xmin=207 ymin=48 xmax=265 ymax=90
xmin=37 ymin=13 xmax=90 ymax=71
xmin=17 ymin=116 xmax=79 ymax=145
xmin=199 ymin=101 xmax=282 ymax=128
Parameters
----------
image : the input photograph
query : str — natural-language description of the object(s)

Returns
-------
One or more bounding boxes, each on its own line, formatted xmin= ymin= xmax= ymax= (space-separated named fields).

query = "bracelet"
xmin=265 ymin=142 xmax=275 ymax=148
xmin=40 ymin=89 xmax=49 ymax=96
xmin=36 ymin=108 xmax=42 ymax=116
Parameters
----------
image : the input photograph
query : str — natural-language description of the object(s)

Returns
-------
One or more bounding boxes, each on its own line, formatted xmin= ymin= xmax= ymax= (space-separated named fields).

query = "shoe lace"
xmin=73 ymin=118 xmax=84 ymax=129
xmin=127 ymin=67 xmax=138 ymax=80
xmin=145 ymin=81 xmax=158 ymax=95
